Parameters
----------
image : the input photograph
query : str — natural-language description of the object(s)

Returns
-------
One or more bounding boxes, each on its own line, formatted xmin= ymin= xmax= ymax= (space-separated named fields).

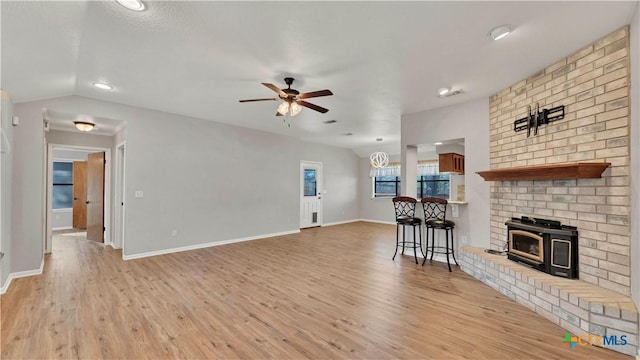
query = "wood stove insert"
xmin=505 ymin=216 xmax=578 ymax=279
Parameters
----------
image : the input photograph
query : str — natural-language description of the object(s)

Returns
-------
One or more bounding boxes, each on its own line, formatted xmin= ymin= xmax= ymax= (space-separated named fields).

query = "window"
xmin=52 ymin=162 xmax=73 ymax=209
xmin=304 ymin=169 xmax=317 ymax=196
xmin=372 ymin=162 xmax=450 ymax=199
xmin=417 ymin=174 xmax=450 ymax=198
xmin=373 ymin=176 xmax=401 ymax=197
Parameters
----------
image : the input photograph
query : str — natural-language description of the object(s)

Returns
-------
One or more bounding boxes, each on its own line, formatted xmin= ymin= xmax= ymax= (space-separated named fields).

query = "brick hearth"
xmin=460 ymin=246 xmax=638 ymax=356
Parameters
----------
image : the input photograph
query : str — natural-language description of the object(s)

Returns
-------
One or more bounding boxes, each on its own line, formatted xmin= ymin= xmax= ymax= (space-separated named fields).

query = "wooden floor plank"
xmin=1 ymin=223 xmax=631 ymax=359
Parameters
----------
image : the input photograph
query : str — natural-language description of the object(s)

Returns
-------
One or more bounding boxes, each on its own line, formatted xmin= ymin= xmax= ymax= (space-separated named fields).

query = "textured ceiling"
xmin=1 ymin=1 xmax=636 ymax=156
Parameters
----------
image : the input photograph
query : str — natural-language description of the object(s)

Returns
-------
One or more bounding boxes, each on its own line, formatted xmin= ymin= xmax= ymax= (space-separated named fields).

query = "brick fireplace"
xmin=460 ymin=26 xmax=637 ymax=356
xmin=488 ymin=26 xmax=631 ymax=296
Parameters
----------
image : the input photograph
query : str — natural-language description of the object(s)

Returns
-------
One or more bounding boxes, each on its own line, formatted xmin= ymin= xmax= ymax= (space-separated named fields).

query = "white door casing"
xmin=300 ymin=161 xmax=323 ymax=228
xmin=114 ymin=142 xmax=126 ymax=250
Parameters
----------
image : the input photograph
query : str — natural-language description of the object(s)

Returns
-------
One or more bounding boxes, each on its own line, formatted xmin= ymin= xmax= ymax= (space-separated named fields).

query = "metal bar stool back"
xmin=421 ymin=197 xmax=459 ymax=271
xmin=392 ymin=196 xmax=423 ymax=264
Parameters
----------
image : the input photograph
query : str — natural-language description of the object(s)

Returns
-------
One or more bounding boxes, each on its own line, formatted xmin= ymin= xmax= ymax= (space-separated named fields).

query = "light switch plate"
xmin=135 ymin=191 xmax=144 ymax=198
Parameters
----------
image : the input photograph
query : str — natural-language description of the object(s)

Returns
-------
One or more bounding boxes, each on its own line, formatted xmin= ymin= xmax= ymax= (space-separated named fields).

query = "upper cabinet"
xmin=439 ymin=153 xmax=465 ymax=174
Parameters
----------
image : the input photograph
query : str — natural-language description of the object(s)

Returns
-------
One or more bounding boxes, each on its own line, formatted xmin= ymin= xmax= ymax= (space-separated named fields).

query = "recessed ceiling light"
xmin=93 ymin=82 xmax=113 ymax=90
xmin=489 ymin=24 xmax=513 ymax=41
xmin=115 ymin=0 xmax=145 ymax=11
xmin=437 ymin=88 xmax=450 ymax=96
xmin=434 ymin=142 xmax=443 ymax=145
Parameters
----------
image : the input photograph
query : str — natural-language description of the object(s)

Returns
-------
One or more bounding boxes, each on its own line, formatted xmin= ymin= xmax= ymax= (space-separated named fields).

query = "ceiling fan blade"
xmin=298 ymin=89 xmax=333 ymax=99
xmin=239 ymin=98 xmax=278 ymax=103
xmin=262 ymin=83 xmax=286 ymax=97
xmin=299 ymin=100 xmax=329 ymax=113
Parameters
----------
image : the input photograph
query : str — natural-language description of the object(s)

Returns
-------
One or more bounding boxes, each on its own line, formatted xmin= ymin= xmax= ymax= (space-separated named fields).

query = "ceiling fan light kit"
xmin=277 ymin=101 xmax=290 ymax=115
xmin=240 ymin=77 xmax=333 ymax=120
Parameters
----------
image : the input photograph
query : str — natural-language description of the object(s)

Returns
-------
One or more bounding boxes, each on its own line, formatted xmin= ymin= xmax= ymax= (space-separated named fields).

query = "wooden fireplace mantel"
xmin=476 ymin=162 xmax=611 ymax=181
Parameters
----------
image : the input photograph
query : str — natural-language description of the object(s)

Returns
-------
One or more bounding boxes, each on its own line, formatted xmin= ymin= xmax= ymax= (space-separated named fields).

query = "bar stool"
xmin=392 ymin=196 xmax=423 ymax=264
xmin=421 ymin=197 xmax=458 ymax=271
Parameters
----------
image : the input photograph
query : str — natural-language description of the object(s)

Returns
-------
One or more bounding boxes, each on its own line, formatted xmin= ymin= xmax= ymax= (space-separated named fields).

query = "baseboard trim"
xmin=359 ymin=219 xmax=396 ymax=225
xmin=122 ymin=229 xmax=301 ymax=261
xmin=52 ymin=226 xmax=73 ymax=231
xmin=1 ymin=258 xmax=45 ymax=295
xmin=321 ymin=219 xmax=360 ymax=227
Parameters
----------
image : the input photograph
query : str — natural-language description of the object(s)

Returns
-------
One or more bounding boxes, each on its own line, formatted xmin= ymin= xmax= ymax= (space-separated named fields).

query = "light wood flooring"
xmin=1 ymin=222 xmax=631 ymax=359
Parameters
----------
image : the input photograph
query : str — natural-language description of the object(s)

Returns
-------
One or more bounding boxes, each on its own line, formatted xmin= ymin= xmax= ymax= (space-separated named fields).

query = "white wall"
xmin=51 ymin=209 xmax=73 ymax=230
xmin=358 ymin=154 xmax=400 ymax=224
xmin=298 ymin=142 xmax=360 ymax=224
xmin=47 ymin=130 xmax=115 ymax=150
xmin=401 ymin=98 xmax=490 ymax=247
xmin=11 ymin=98 xmax=45 ymax=273
xmin=10 ymin=95 xmax=359 ymax=269
xmin=630 ymin=2 xmax=640 ymax=311
xmin=52 ymin=148 xmax=91 ymax=161
xmin=0 ymin=90 xmax=14 ymax=289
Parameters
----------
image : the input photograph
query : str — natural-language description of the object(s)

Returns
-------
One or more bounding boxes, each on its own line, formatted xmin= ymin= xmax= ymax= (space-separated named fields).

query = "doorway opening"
xmin=300 ymin=161 xmax=323 ymax=229
xmin=46 ymin=144 xmax=112 ymax=253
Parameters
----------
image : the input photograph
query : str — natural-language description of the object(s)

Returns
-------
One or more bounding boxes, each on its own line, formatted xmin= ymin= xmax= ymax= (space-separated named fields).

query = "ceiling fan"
xmin=239 ymin=77 xmax=333 ymax=116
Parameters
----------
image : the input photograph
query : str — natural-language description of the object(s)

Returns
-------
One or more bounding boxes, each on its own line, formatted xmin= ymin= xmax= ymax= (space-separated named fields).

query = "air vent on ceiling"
xmin=440 ymin=89 xmax=464 ymax=98
xmin=323 ymin=120 xmax=337 ymax=124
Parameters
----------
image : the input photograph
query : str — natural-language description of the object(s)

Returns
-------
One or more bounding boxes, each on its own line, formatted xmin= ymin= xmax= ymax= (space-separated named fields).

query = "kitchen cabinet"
xmin=439 ymin=153 xmax=465 ymax=174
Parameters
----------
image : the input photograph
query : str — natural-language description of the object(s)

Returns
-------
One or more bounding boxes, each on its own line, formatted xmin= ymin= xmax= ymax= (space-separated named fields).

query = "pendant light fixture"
xmin=370 ymin=138 xmax=389 ymax=168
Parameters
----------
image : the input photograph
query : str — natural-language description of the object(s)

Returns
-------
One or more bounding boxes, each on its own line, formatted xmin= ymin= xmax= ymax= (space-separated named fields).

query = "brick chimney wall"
xmin=488 ymin=27 xmax=631 ymax=295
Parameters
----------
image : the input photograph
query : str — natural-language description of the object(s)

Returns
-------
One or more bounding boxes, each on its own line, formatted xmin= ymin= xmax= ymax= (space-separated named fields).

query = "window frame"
xmin=416 ymin=174 xmax=451 ymax=199
xmin=372 ymin=170 xmax=452 ymax=199
xmin=372 ymin=175 xmax=401 ymax=198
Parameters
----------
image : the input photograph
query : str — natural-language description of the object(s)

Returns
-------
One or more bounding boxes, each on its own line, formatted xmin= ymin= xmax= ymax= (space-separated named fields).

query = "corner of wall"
xmin=629 ymin=0 xmax=640 ymax=311
xmin=0 ymin=90 xmax=14 ymax=291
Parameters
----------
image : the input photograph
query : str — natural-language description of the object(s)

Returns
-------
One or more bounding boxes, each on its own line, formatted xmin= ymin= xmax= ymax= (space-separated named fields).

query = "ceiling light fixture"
xmin=93 ymin=82 xmax=113 ymax=90
xmin=277 ymin=100 xmax=303 ymax=116
xmin=489 ymin=24 xmax=513 ymax=41
xmin=437 ymin=88 xmax=450 ymax=96
xmin=434 ymin=142 xmax=443 ymax=145
xmin=370 ymin=138 xmax=389 ymax=169
xmin=74 ymin=121 xmax=95 ymax=132
xmin=115 ymin=0 xmax=145 ymax=11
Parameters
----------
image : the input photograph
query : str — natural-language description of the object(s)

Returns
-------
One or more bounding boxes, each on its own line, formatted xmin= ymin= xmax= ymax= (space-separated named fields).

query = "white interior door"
xmin=300 ymin=161 xmax=323 ymax=228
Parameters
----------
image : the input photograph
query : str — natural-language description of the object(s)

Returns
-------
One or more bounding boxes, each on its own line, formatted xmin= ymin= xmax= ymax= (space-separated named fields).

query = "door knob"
xmin=85 ymin=201 xmax=90 ymax=204
xmin=73 ymin=197 xmax=78 ymax=200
